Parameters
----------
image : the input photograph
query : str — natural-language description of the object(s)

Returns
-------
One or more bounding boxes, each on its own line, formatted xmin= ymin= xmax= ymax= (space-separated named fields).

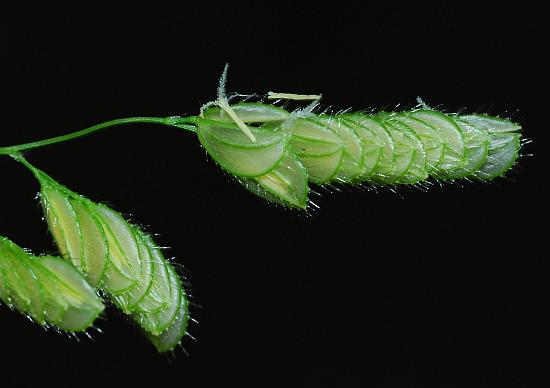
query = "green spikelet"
xmin=198 ymin=101 xmax=522 ymax=209
xmin=0 ymin=236 xmax=104 ymax=331
xmin=18 ymin=161 xmax=189 ymax=352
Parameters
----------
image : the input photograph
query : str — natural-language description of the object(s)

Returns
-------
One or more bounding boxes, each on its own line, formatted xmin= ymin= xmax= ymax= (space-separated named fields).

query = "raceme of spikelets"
xmin=0 ymin=66 xmax=525 ymax=353
xmin=196 ymin=101 xmax=522 ymax=209
xmin=12 ymin=160 xmax=191 ymax=352
xmin=0 ymin=236 xmax=104 ymax=332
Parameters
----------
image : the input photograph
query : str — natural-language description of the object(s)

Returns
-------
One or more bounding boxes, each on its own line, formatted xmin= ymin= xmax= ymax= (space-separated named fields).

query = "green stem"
xmin=0 ymin=116 xmax=197 ymax=155
xmin=11 ymin=152 xmax=40 ymax=176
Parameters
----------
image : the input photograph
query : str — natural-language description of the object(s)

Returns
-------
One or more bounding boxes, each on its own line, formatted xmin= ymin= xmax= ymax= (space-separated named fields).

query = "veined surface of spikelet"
xmin=0 ymin=236 xmax=104 ymax=332
xmin=198 ymin=102 xmax=522 ymax=209
xmin=33 ymin=168 xmax=189 ymax=352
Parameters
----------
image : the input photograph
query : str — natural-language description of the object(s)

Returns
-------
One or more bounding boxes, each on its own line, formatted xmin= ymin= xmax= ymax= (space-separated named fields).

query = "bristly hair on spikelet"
xmin=193 ymin=65 xmax=522 ymax=209
xmin=0 ymin=64 xmax=526 ymax=355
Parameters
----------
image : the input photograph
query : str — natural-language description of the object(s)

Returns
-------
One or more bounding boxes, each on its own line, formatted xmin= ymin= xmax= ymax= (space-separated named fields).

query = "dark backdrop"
xmin=0 ymin=2 xmax=547 ymax=387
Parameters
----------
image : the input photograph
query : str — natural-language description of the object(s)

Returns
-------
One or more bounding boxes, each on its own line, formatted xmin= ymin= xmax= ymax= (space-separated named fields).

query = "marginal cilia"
xmin=1 ymin=157 xmax=190 ymax=353
xmin=193 ymin=67 xmax=523 ymax=209
xmin=0 ymin=66 xmax=524 ymax=353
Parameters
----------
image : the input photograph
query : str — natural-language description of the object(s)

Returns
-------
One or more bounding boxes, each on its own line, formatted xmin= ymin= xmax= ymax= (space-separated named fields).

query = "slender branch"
xmin=10 ymin=152 xmax=40 ymax=177
xmin=0 ymin=116 xmax=197 ymax=155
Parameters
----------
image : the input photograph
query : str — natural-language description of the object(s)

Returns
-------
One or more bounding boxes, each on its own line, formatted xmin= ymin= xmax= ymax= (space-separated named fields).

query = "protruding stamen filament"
xmin=268 ymin=92 xmax=322 ymax=101
xmin=216 ymin=64 xmax=256 ymax=143
xmin=218 ymin=100 xmax=257 ymax=143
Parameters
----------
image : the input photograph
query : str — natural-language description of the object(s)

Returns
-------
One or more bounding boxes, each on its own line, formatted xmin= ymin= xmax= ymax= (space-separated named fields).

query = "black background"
xmin=0 ymin=2 xmax=547 ymax=387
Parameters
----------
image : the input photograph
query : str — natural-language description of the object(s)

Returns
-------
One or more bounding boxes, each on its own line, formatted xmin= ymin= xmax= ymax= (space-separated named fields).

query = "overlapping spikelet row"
xmin=196 ymin=102 xmax=522 ymax=208
xmin=0 ymin=156 xmax=190 ymax=352
xmin=36 ymin=169 xmax=190 ymax=352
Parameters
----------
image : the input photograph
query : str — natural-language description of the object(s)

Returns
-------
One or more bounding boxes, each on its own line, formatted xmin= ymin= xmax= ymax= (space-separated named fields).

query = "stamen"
xmin=267 ymin=92 xmax=322 ymax=101
xmin=217 ymin=64 xmax=256 ymax=143
xmin=218 ymin=99 xmax=257 ymax=143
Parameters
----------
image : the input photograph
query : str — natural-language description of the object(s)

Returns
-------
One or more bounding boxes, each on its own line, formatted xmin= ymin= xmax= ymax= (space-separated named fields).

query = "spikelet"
xmin=198 ymin=101 xmax=522 ymax=209
xmin=28 ymin=165 xmax=189 ymax=352
xmin=0 ymin=236 xmax=104 ymax=331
